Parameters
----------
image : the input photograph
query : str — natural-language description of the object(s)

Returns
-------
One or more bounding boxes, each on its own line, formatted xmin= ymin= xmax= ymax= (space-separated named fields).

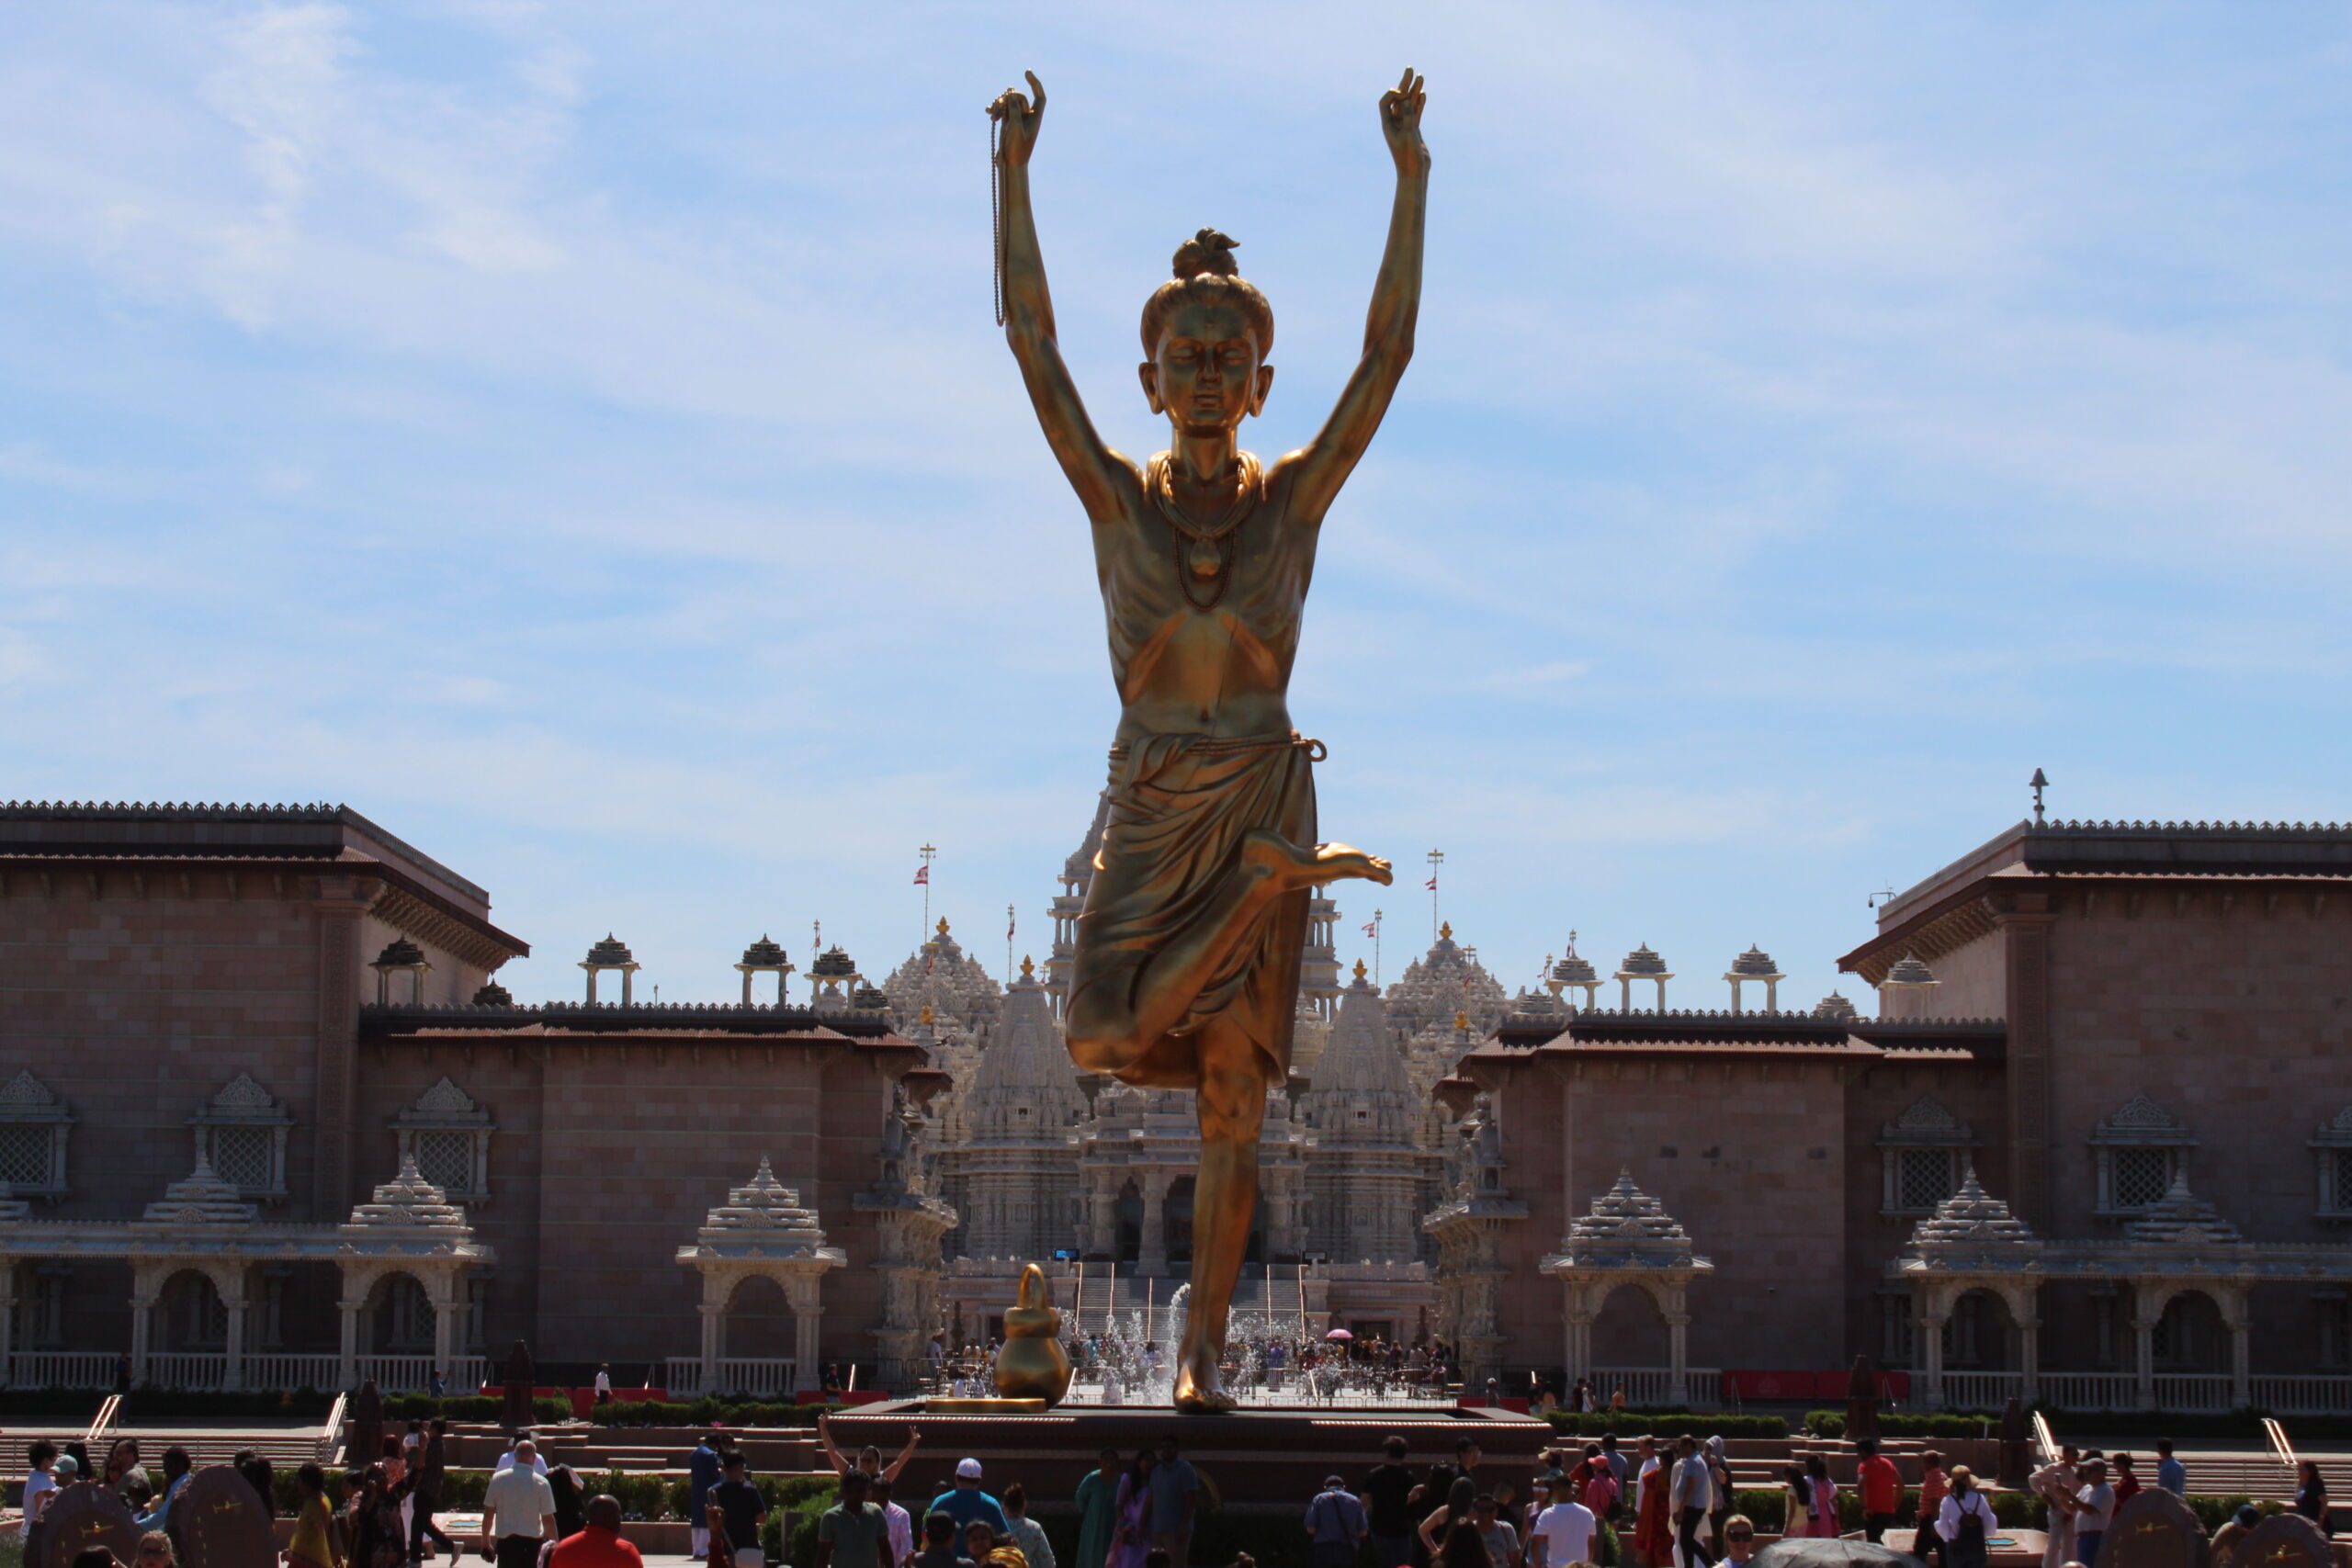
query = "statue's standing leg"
xmin=1174 ymin=1015 xmax=1267 ymax=1414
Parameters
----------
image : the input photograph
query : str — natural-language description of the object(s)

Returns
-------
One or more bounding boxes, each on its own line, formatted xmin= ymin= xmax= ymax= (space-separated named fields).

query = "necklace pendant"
xmin=1188 ymin=537 xmax=1223 ymax=579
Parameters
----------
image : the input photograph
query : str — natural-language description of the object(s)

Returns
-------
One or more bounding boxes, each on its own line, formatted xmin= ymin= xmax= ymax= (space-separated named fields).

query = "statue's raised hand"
xmin=989 ymin=71 xmax=1046 ymax=168
xmin=1379 ymin=67 xmax=1428 ymax=177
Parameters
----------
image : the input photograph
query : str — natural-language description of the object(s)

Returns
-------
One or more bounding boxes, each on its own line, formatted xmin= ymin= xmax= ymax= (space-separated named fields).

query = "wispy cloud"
xmin=0 ymin=1 xmax=2346 ymax=1006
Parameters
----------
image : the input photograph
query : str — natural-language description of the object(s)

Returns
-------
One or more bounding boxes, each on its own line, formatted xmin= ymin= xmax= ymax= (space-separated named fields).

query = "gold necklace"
xmin=1150 ymin=451 xmax=1261 ymax=611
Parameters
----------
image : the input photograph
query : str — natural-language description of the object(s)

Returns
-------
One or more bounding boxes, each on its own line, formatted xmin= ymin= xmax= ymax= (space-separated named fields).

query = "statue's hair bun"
xmin=1172 ymin=228 xmax=1241 ymax=279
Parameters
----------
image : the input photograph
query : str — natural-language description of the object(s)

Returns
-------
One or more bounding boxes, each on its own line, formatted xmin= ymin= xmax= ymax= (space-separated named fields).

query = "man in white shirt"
xmin=1670 ymin=1437 xmax=1714 ymax=1568
xmin=20 ymin=1441 xmax=60 ymax=1543
xmin=481 ymin=1438 xmax=558 ymax=1568
xmin=1528 ymin=1490 xmax=1598 ymax=1568
xmin=496 ymin=1432 xmax=554 ymax=1476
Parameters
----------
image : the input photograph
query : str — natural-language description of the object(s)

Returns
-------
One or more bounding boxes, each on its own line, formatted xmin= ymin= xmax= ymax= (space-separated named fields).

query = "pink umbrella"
xmin=1325 ymin=1327 xmax=1353 ymax=1341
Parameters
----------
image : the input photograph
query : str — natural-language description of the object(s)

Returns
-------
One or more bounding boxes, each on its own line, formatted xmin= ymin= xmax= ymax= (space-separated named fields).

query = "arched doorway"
xmin=1945 ymin=1289 xmax=2018 ymax=1371
xmin=370 ymin=1273 xmax=436 ymax=1357
xmin=1165 ymin=1178 xmax=1196 ymax=1266
xmin=1589 ymin=1281 xmax=1669 ymax=1371
xmin=2154 ymin=1290 xmax=2226 ymax=1372
xmin=717 ymin=1275 xmax=800 ymax=1397
xmin=1116 ymin=1181 xmax=1142 ymax=1264
xmin=159 ymin=1269 xmax=228 ymax=1355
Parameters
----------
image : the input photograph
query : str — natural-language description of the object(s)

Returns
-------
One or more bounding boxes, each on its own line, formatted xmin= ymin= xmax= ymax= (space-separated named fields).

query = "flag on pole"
xmin=1362 ymin=919 xmax=1377 ymax=937
xmin=913 ymin=864 xmax=930 ymax=886
xmin=1423 ymin=874 xmax=1437 ymax=890
xmin=1006 ymin=909 xmax=1016 ymax=940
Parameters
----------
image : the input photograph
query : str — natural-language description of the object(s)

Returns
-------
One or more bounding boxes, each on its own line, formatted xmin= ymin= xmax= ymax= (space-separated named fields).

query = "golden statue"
xmin=990 ymin=66 xmax=1426 ymax=1410
xmin=994 ymin=1262 xmax=1075 ymax=1404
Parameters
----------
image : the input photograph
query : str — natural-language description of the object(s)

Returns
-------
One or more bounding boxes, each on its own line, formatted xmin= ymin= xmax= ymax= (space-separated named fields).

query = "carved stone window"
xmin=2319 ymin=1292 xmax=2349 ymax=1371
xmin=2090 ymin=1093 xmax=2194 ymax=1218
xmin=390 ymin=1077 xmax=494 ymax=1202
xmin=189 ymin=1073 xmax=294 ymax=1201
xmin=1878 ymin=1093 xmax=1975 ymax=1216
xmin=0 ymin=1071 xmax=74 ymax=1199
xmin=2311 ymin=1107 xmax=2352 ymax=1221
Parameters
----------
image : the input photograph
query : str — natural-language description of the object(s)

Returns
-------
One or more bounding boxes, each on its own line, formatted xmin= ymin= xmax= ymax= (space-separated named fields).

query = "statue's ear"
xmin=1250 ymin=364 xmax=1274 ymax=417
xmin=1137 ymin=361 xmax=1164 ymax=415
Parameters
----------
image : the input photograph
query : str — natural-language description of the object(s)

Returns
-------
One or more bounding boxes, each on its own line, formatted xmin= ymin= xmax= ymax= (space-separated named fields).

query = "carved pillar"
xmin=129 ymin=1262 xmax=165 ymax=1384
xmin=699 ymin=1301 xmax=726 ymax=1393
xmin=0 ymin=1266 xmax=17 ymax=1386
xmin=1088 ymin=1181 xmax=1117 ymax=1258
xmin=1139 ymin=1176 xmax=1169 ymax=1275
xmin=220 ymin=1272 xmax=249 ymax=1394
xmin=1917 ymin=1307 xmax=1948 ymax=1411
xmin=1664 ymin=1307 xmax=1692 ymax=1406
xmin=430 ymin=1275 xmax=460 ymax=1384
xmin=337 ymin=1292 xmax=363 ymax=1390
xmin=2018 ymin=1316 xmax=2041 ymax=1404
xmin=2221 ymin=1288 xmax=2252 ymax=1410
xmin=2131 ymin=1290 xmax=2158 ymax=1411
xmin=788 ymin=1275 xmax=825 ymax=1386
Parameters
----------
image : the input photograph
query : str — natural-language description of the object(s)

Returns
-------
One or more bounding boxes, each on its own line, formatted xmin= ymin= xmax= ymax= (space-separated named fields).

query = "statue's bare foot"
xmin=1315 ymin=841 xmax=1394 ymax=886
xmin=1242 ymin=830 xmax=1393 ymax=892
xmin=1173 ymin=1356 xmax=1237 ymax=1414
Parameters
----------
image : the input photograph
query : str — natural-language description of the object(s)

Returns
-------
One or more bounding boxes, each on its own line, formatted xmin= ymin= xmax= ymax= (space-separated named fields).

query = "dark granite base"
xmin=825 ymin=1402 xmax=1551 ymax=1508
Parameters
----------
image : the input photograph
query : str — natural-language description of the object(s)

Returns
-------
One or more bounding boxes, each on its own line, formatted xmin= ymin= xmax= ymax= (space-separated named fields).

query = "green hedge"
xmin=1545 ymin=1412 xmax=1790 ymax=1438
xmin=378 ymin=1393 xmax=576 ymax=1424
xmin=587 ymin=1398 xmax=844 ymax=1428
xmin=1808 ymin=1406 xmax=2352 ymax=1443
xmin=1804 ymin=1411 xmax=2003 ymax=1438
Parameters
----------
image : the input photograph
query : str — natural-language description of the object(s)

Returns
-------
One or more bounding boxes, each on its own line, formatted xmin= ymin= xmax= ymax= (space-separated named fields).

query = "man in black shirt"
xmin=1360 ymin=1435 xmax=1418 ymax=1568
xmin=711 ymin=1453 xmax=767 ymax=1568
xmin=912 ymin=1509 xmax=977 ymax=1568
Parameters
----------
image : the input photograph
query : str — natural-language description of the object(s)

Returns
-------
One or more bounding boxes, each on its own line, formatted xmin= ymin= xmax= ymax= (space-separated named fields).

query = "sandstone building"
xmin=3 ymin=800 xmax=2347 ymax=1413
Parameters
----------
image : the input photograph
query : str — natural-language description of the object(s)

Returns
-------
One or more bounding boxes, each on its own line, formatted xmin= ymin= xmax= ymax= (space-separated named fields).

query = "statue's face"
xmin=1140 ymin=298 xmax=1272 ymax=435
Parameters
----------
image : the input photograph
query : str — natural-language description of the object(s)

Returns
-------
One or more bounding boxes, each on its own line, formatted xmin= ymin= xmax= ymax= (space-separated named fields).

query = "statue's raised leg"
xmin=1067 ymin=829 xmax=1388 ymax=1077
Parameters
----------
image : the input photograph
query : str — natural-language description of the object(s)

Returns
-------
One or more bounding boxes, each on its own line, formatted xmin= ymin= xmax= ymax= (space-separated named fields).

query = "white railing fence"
xmin=1590 ymin=1367 xmax=1722 ymax=1408
xmin=664 ymin=1358 xmax=798 ymax=1399
xmin=1938 ymin=1371 xmax=2022 ymax=1410
xmin=2255 ymin=1376 xmax=2352 ymax=1416
xmin=143 ymin=1352 xmax=227 ymax=1391
xmin=246 ymin=1353 xmax=342 ymax=1392
xmin=11 ymin=1350 xmax=119 ymax=1388
xmin=2036 ymin=1371 xmax=2139 ymax=1410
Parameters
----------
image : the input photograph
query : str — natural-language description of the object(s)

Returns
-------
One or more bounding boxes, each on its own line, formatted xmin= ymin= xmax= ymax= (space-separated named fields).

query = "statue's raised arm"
xmin=992 ymin=72 xmax=1140 ymax=523
xmin=1272 ymin=68 xmax=1429 ymax=526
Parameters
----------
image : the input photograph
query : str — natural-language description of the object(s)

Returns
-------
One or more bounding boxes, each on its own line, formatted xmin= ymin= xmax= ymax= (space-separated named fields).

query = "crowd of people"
xmin=17 ymin=1401 xmax=2339 ymax=1568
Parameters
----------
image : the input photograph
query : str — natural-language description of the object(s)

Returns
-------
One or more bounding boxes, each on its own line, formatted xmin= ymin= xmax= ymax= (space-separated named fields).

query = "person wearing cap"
xmin=1307 ymin=1473 xmax=1367 ymax=1568
xmin=930 ymin=1459 xmax=1012 ymax=1537
xmin=2211 ymin=1504 xmax=2262 ymax=1568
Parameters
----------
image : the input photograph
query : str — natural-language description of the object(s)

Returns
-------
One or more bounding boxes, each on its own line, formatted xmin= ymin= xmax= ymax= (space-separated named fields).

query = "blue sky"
xmin=4 ymin=3 xmax=2348 ymax=1009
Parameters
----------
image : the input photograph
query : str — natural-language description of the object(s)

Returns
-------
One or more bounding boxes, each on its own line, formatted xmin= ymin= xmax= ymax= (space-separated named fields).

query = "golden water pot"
xmin=993 ymin=1262 xmax=1073 ymax=1405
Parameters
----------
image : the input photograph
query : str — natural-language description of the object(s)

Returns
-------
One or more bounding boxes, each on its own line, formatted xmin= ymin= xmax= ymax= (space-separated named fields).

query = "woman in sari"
xmin=1110 ymin=1451 xmax=1156 ymax=1568
xmin=1075 ymin=1447 xmax=1122 ymax=1568
xmin=1634 ymin=1461 xmax=1672 ymax=1567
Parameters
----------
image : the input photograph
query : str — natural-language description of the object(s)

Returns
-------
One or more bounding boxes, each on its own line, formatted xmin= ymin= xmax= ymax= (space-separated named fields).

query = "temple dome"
xmin=1617 ymin=943 xmax=1669 ymax=978
xmin=584 ymin=934 xmax=635 ymax=966
xmin=965 ymin=958 xmax=1086 ymax=1141
xmin=1385 ymin=920 xmax=1510 ymax=1038
xmin=1729 ymin=945 xmax=1780 ymax=977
